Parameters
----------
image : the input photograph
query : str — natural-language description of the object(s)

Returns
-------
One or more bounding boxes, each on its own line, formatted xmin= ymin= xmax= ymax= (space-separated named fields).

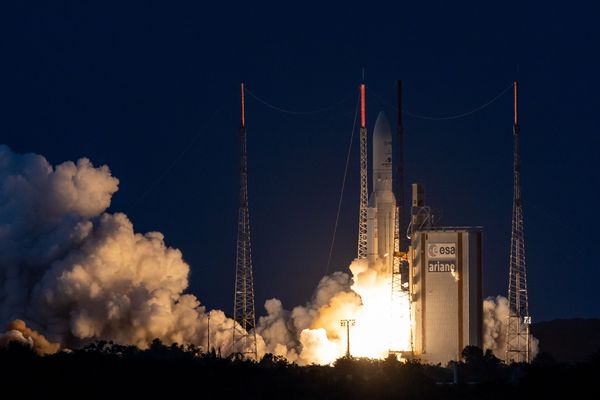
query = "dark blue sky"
xmin=1 ymin=2 xmax=598 ymax=322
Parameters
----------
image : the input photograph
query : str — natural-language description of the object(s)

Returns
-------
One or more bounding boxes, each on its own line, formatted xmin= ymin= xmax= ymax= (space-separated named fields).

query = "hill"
xmin=532 ymin=319 xmax=600 ymax=363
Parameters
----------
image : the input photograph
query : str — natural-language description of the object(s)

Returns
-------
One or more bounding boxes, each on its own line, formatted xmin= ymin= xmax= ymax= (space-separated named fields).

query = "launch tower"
xmin=357 ymin=84 xmax=369 ymax=259
xmin=506 ymin=81 xmax=532 ymax=363
xmin=233 ymin=83 xmax=258 ymax=359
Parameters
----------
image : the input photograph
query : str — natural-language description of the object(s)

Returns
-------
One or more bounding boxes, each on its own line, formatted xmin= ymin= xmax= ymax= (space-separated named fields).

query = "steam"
xmin=257 ymin=271 xmax=359 ymax=364
xmin=483 ymin=296 xmax=539 ymax=360
xmin=0 ymin=145 xmax=254 ymax=354
xmin=0 ymin=319 xmax=59 ymax=354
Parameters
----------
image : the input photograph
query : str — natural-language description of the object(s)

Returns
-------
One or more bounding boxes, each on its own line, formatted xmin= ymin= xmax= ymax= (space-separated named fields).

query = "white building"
xmin=409 ymin=227 xmax=483 ymax=364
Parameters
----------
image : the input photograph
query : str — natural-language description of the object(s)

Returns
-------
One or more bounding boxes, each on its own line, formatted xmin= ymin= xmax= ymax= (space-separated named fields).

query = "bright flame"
xmin=298 ymin=258 xmax=411 ymax=362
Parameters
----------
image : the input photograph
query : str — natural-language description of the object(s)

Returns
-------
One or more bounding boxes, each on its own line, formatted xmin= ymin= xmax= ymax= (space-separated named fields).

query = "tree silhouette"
xmin=461 ymin=345 xmax=484 ymax=364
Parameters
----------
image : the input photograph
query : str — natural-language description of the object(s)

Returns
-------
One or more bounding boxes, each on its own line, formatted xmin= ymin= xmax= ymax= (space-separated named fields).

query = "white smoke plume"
xmin=0 ymin=328 xmax=33 ymax=350
xmin=483 ymin=296 xmax=510 ymax=357
xmin=0 ymin=319 xmax=59 ymax=355
xmin=483 ymin=295 xmax=539 ymax=360
xmin=0 ymin=145 xmax=257 ymax=354
xmin=257 ymin=271 xmax=360 ymax=364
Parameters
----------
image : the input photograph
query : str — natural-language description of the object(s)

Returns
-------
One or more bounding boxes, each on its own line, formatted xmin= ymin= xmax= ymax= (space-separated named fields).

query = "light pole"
xmin=340 ymin=319 xmax=356 ymax=358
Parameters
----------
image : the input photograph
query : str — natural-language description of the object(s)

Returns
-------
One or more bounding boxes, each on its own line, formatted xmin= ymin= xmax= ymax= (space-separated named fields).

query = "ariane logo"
xmin=427 ymin=243 xmax=456 ymax=260
xmin=428 ymin=260 xmax=456 ymax=273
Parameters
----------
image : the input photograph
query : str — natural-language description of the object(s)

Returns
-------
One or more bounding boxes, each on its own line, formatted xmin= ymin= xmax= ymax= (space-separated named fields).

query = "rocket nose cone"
xmin=374 ymin=112 xmax=392 ymax=141
xmin=372 ymin=111 xmax=393 ymax=175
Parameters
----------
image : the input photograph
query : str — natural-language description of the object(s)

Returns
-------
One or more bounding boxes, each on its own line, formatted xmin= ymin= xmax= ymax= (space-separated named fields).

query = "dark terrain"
xmin=532 ymin=319 xmax=600 ymax=363
xmin=2 ymin=336 xmax=598 ymax=399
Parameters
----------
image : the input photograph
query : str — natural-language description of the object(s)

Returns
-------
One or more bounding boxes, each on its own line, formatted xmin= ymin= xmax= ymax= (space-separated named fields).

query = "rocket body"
xmin=367 ymin=112 xmax=396 ymax=273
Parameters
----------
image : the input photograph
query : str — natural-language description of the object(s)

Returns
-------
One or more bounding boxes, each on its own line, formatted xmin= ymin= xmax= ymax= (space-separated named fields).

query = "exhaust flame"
xmin=257 ymin=258 xmax=412 ymax=364
xmin=346 ymin=259 xmax=411 ymax=358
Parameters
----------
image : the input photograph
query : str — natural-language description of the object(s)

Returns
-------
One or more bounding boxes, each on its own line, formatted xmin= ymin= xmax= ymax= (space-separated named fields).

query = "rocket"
xmin=367 ymin=112 xmax=396 ymax=273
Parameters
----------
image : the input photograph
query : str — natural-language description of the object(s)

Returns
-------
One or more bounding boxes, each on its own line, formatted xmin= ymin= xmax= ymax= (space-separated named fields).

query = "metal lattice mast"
xmin=506 ymin=81 xmax=531 ymax=363
xmin=390 ymin=80 xmax=412 ymax=355
xmin=392 ymin=80 xmax=405 ymax=281
xmin=357 ymin=84 xmax=368 ymax=259
xmin=233 ymin=82 xmax=258 ymax=359
xmin=392 ymin=81 xmax=403 ymax=277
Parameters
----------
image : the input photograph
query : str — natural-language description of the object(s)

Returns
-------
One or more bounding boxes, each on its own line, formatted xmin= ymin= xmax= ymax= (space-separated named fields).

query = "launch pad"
xmin=357 ymin=82 xmax=485 ymax=364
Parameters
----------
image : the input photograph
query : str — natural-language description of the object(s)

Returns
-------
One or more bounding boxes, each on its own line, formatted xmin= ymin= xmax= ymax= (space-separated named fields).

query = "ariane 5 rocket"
xmin=367 ymin=112 xmax=396 ymax=273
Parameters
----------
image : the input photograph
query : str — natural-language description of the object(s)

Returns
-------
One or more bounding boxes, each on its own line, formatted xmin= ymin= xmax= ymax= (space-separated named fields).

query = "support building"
xmin=408 ymin=184 xmax=483 ymax=364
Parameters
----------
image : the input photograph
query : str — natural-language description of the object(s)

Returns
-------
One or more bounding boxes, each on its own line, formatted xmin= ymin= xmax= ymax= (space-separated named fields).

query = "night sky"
xmin=2 ymin=2 xmax=598 ymax=322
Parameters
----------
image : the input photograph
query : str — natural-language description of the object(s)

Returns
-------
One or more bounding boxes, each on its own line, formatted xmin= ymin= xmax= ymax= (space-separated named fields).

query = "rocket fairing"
xmin=367 ymin=112 xmax=396 ymax=273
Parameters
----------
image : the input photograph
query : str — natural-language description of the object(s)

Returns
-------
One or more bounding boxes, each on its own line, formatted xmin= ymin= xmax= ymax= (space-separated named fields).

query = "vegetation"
xmin=1 ymin=341 xmax=598 ymax=399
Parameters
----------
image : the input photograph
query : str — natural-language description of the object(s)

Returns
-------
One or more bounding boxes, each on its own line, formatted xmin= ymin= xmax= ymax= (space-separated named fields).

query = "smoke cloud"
xmin=483 ymin=296 xmax=538 ymax=360
xmin=483 ymin=296 xmax=510 ymax=357
xmin=257 ymin=271 xmax=359 ymax=364
xmin=0 ymin=319 xmax=60 ymax=354
xmin=0 ymin=145 xmax=253 ymax=354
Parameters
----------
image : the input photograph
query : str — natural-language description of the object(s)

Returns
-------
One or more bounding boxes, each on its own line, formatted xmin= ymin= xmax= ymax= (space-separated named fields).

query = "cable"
xmin=371 ymin=82 xmax=514 ymax=121
xmin=244 ymin=87 xmax=353 ymax=116
xmin=134 ymin=107 xmax=225 ymax=204
xmin=325 ymin=93 xmax=360 ymax=274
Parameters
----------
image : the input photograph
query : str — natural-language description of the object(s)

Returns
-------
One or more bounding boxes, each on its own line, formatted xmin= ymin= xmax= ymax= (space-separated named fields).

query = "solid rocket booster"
xmin=367 ymin=112 xmax=396 ymax=273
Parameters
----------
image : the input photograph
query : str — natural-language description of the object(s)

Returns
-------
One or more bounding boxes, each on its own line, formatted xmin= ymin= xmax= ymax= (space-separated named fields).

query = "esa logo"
xmin=427 ymin=243 xmax=456 ymax=260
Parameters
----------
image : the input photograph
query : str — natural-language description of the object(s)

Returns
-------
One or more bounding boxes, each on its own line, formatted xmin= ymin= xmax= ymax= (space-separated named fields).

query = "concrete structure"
xmin=409 ymin=227 xmax=483 ymax=364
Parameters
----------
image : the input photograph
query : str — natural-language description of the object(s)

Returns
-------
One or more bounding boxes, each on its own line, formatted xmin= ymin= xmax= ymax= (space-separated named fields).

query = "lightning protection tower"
xmin=357 ymin=83 xmax=368 ymax=259
xmin=392 ymin=80 xmax=405 ymax=288
xmin=390 ymin=80 xmax=412 ymax=355
xmin=233 ymin=82 xmax=258 ymax=359
xmin=506 ymin=81 xmax=532 ymax=363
